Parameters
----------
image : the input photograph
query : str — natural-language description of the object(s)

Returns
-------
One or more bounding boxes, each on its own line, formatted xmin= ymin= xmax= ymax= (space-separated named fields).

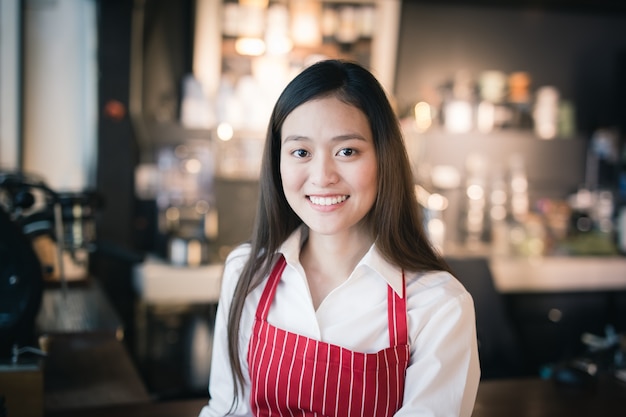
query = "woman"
xmin=199 ymin=60 xmax=480 ymax=417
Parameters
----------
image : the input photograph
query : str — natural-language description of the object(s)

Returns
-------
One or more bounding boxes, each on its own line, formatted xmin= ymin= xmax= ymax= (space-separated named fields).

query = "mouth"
xmin=307 ymin=195 xmax=349 ymax=206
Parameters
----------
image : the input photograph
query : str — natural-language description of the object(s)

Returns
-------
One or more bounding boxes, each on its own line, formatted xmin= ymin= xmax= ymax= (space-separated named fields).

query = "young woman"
xmin=199 ymin=60 xmax=480 ymax=417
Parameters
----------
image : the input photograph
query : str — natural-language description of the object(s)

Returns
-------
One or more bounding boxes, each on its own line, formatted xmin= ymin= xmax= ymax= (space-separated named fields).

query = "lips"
xmin=307 ymin=195 xmax=349 ymax=206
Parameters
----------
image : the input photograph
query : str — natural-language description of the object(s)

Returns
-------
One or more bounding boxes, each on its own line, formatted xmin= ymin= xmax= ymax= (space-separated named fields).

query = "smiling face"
xmin=279 ymin=95 xmax=378 ymax=238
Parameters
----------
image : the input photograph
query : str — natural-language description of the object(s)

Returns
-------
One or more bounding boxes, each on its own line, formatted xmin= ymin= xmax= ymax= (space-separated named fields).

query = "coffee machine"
xmin=0 ymin=171 xmax=101 ymax=358
xmin=0 ymin=173 xmax=46 ymax=358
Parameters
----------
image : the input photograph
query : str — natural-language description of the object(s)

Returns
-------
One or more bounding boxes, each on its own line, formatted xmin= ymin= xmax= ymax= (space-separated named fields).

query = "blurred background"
xmin=1 ymin=0 xmax=626 ymax=414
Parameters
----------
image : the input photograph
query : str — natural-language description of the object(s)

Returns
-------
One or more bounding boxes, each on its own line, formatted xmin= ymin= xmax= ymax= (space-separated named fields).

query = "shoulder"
xmin=224 ymin=242 xmax=252 ymax=269
xmin=405 ymin=269 xmax=474 ymax=311
xmin=220 ymin=243 xmax=252 ymax=292
xmin=404 ymin=270 xmax=476 ymax=345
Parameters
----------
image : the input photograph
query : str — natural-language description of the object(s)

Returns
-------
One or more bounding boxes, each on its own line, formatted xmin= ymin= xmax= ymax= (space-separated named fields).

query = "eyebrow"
xmin=282 ymin=133 xmax=369 ymax=144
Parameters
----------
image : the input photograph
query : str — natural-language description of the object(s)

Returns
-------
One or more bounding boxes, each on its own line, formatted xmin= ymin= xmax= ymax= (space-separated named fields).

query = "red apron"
xmin=247 ymin=255 xmax=409 ymax=417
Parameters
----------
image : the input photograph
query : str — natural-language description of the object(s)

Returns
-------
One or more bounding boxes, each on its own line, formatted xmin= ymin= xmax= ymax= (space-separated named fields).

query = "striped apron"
xmin=247 ymin=256 xmax=410 ymax=417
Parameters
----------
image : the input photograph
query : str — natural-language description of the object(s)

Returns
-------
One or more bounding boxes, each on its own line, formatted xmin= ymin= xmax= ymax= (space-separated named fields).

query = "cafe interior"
xmin=1 ymin=0 xmax=626 ymax=416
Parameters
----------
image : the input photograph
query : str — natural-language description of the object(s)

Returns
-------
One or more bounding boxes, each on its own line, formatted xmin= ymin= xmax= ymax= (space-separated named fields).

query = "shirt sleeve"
xmin=198 ymin=246 xmax=254 ymax=417
xmin=395 ymin=277 xmax=481 ymax=417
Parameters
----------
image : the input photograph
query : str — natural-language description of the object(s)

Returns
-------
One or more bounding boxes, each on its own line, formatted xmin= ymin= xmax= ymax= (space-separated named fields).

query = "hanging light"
xmin=239 ymin=0 xmax=268 ymax=7
xmin=265 ymin=2 xmax=292 ymax=55
xmin=235 ymin=0 xmax=268 ymax=56
xmin=291 ymin=0 xmax=322 ymax=47
xmin=235 ymin=37 xmax=266 ymax=56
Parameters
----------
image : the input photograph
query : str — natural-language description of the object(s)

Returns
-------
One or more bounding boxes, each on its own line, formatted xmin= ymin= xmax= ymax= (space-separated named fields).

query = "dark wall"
xmin=94 ymin=0 xmax=196 ymax=350
xmin=94 ymin=0 xmax=138 ymax=348
xmin=395 ymin=2 xmax=626 ymax=136
xmin=96 ymin=0 xmax=135 ymax=250
xmin=140 ymin=0 xmax=194 ymax=125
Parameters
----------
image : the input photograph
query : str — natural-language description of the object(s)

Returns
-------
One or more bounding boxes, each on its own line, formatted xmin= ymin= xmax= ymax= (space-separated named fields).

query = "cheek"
xmin=280 ymin=163 xmax=302 ymax=194
xmin=353 ymin=164 xmax=378 ymax=195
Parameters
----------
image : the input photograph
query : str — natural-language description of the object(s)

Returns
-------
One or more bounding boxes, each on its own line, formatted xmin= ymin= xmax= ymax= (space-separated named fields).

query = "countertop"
xmin=490 ymin=256 xmax=626 ymax=293
xmin=134 ymin=254 xmax=626 ymax=303
xmin=44 ymin=375 xmax=626 ymax=417
xmin=43 ymin=333 xmax=151 ymax=412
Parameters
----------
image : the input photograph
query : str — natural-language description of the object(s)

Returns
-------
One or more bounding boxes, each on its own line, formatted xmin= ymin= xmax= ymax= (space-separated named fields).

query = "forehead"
xmin=281 ymin=96 xmax=371 ymax=139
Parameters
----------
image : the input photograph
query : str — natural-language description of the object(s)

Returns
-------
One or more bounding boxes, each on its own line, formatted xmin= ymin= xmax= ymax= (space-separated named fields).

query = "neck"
xmin=299 ymin=228 xmax=374 ymax=309
xmin=301 ymin=229 xmax=374 ymax=278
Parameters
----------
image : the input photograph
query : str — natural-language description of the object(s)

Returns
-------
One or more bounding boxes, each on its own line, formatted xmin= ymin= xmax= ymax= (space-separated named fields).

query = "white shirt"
xmin=199 ymin=227 xmax=480 ymax=417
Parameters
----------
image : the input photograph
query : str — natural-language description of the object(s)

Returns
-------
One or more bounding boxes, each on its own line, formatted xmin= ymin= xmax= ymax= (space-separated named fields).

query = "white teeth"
xmin=309 ymin=195 xmax=348 ymax=206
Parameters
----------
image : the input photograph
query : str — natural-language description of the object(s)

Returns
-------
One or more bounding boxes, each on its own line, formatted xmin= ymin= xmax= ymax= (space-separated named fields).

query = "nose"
xmin=311 ymin=154 xmax=339 ymax=186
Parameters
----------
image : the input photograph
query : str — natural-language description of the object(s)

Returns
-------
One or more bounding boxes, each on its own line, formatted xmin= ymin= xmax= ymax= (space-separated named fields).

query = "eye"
xmin=337 ymin=148 xmax=356 ymax=157
xmin=291 ymin=148 xmax=310 ymax=158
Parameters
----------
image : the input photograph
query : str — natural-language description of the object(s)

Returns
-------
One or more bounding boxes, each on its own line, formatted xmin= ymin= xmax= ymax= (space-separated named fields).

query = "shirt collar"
xmin=359 ymin=244 xmax=405 ymax=297
xmin=278 ymin=226 xmax=306 ymax=268
xmin=278 ymin=226 xmax=405 ymax=298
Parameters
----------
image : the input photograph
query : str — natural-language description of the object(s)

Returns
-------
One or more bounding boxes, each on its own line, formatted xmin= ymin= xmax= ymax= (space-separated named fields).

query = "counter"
xmin=43 ymin=333 xmax=150 ymax=412
xmin=132 ymin=254 xmax=626 ymax=383
xmin=133 ymin=255 xmax=626 ymax=302
xmin=43 ymin=375 xmax=626 ymax=417
xmin=490 ymin=256 xmax=626 ymax=293
xmin=133 ymin=256 xmax=223 ymax=304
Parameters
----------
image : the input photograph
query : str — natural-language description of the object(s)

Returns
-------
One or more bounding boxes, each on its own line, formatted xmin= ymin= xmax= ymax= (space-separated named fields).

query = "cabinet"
xmin=449 ymin=255 xmax=626 ymax=379
xmin=192 ymin=0 xmax=401 ymax=178
xmin=505 ymin=291 xmax=616 ymax=372
xmin=492 ymin=256 xmax=626 ymax=375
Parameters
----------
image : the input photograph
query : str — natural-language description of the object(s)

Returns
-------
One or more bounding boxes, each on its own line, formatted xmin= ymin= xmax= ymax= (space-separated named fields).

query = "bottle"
xmin=443 ymin=70 xmax=475 ymax=134
xmin=617 ymin=206 xmax=626 ymax=254
xmin=615 ymin=140 xmax=626 ymax=254
xmin=507 ymin=72 xmax=533 ymax=130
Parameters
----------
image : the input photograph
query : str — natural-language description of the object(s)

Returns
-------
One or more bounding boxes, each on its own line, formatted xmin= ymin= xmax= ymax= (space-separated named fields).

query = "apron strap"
xmin=388 ymin=271 xmax=408 ymax=346
xmin=255 ymin=255 xmax=287 ymax=321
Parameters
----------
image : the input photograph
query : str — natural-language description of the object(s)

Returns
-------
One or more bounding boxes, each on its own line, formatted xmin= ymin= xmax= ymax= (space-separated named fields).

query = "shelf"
xmin=144 ymin=122 xmax=211 ymax=147
xmin=403 ymin=127 xmax=587 ymax=195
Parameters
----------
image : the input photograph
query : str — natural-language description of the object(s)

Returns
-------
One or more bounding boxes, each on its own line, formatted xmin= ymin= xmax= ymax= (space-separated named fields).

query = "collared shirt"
xmin=199 ymin=227 xmax=480 ymax=417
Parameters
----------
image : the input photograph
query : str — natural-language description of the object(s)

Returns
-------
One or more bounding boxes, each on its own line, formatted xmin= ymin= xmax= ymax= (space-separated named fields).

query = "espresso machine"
xmin=0 ymin=171 xmax=101 ymax=358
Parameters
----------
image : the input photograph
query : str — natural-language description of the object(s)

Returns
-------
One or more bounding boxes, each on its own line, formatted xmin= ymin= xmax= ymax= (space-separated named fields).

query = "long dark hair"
xmin=225 ymin=59 xmax=450 ymax=405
